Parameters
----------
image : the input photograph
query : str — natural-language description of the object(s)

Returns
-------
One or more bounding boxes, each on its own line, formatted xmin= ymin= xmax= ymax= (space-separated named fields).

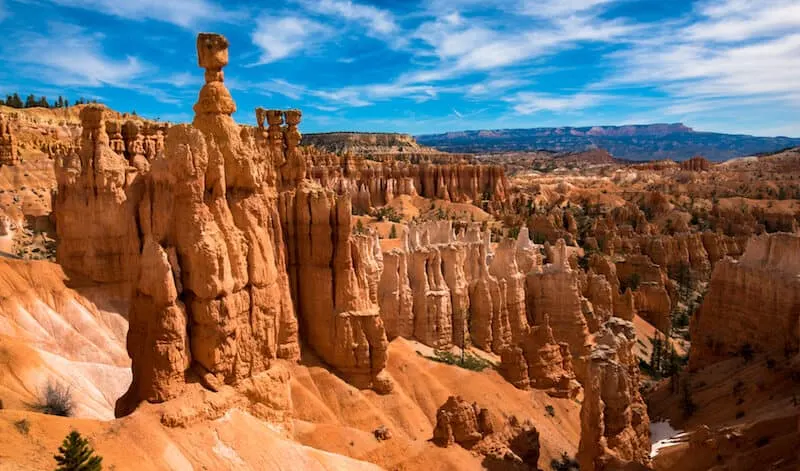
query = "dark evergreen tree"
xmin=38 ymin=96 xmax=50 ymax=108
xmin=25 ymin=94 xmax=37 ymax=108
xmin=53 ymin=431 xmax=103 ymax=471
xmin=56 ymin=96 xmax=64 ymax=108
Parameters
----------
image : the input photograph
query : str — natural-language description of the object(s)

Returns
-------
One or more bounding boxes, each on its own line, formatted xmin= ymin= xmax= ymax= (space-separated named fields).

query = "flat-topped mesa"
xmin=690 ymin=232 xmax=800 ymax=370
xmin=0 ymin=114 xmax=18 ymax=165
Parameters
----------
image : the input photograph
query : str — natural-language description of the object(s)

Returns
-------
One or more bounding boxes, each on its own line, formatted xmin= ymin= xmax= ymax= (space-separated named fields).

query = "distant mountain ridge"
xmin=416 ymin=123 xmax=800 ymax=162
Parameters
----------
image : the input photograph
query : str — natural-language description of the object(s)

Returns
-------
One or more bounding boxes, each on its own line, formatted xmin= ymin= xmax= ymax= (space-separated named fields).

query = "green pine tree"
xmin=389 ymin=224 xmax=397 ymax=239
xmin=53 ymin=431 xmax=103 ymax=471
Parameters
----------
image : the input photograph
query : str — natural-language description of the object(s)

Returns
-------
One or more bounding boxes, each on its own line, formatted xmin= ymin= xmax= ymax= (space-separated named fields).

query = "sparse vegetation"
xmin=388 ymin=224 xmax=398 ymax=239
xmin=53 ymin=430 xmax=103 ymax=471
xmin=35 ymin=381 xmax=73 ymax=417
xmin=545 ymin=405 xmax=555 ymax=417
xmin=373 ymin=206 xmax=401 ymax=223
xmin=427 ymin=350 xmax=493 ymax=372
xmin=550 ymin=452 xmax=580 ymax=471
xmin=738 ymin=343 xmax=755 ymax=363
xmin=14 ymin=419 xmax=30 ymax=435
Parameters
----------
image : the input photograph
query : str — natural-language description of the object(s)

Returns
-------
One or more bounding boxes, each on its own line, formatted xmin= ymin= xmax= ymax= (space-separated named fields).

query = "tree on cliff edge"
xmin=54 ymin=431 xmax=103 ymax=471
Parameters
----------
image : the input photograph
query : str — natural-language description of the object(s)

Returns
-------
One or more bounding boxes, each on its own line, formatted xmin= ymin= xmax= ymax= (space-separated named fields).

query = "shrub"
xmin=545 ymin=405 xmax=555 ymax=417
xmin=14 ymin=419 xmax=30 ymax=435
xmin=428 ymin=350 xmax=493 ymax=372
xmin=739 ymin=343 xmax=755 ymax=363
xmin=550 ymin=452 xmax=580 ymax=471
xmin=54 ymin=430 xmax=102 ymax=471
xmin=353 ymin=219 xmax=367 ymax=235
xmin=35 ymin=381 xmax=73 ymax=417
xmin=681 ymin=379 xmax=697 ymax=418
xmin=388 ymin=224 xmax=397 ymax=239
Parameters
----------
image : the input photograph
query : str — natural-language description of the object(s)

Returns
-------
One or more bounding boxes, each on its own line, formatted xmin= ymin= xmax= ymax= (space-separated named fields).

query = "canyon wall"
xmin=55 ymin=34 xmax=392 ymax=416
xmin=0 ymin=114 xmax=18 ymax=165
xmin=308 ymin=152 xmax=509 ymax=213
xmin=690 ymin=232 xmax=800 ymax=369
xmin=578 ymin=318 xmax=651 ymax=471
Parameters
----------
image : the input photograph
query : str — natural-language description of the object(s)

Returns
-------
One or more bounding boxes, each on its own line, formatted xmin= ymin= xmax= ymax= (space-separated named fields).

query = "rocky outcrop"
xmin=280 ymin=185 xmax=390 ymax=391
xmin=499 ymin=315 xmax=580 ymax=398
xmin=690 ymin=232 xmax=800 ymax=370
xmin=433 ymin=395 xmax=494 ymax=448
xmin=0 ymin=114 xmax=18 ymax=165
xmin=526 ymin=240 xmax=592 ymax=381
xmin=117 ymin=34 xmax=303 ymax=415
xmin=376 ymin=221 xmax=521 ymax=353
xmin=433 ymin=396 xmax=543 ymax=470
xmin=616 ymin=255 xmax=672 ymax=335
xmin=680 ymin=156 xmax=711 ymax=171
xmin=578 ymin=318 xmax=651 ymax=471
xmin=54 ymin=106 xmax=142 ymax=283
xmin=308 ymin=154 xmax=509 ymax=213
xmin=52 ymin=34 xmax=394 ymax=416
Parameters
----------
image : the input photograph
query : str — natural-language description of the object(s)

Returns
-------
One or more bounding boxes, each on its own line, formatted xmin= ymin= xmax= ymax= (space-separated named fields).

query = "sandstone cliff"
xmin=53 ymin=34 xmax=392 ymax=415
xmin=0 ymin=114 xmax=18 ymax=165
xmin=690 ymin=232 xmax=800 ymax=370
xmin=578 ymin=318 xmax=651 ymax=470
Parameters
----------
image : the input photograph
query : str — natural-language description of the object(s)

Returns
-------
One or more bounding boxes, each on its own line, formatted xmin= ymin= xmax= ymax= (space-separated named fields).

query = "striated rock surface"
xmin=578 ymin=318 xmax=651 ymax=471
xmin=433 ymin=396 xmax=543 ymax=470
xmin=499 ymin=315 xmax=580 ymax=398
xmin=54 ymin=105 xmax=142 ymax=283
xmin=0 ymin=114 xmax=18 ymax=165
xmin=52 ymin=33 xmax=394 ymax=416
xmin=526 ymin=240 xmax=592 ymax=381
xmin=375 ymin=221 xmax=521 ymax=352
xmin=280 ymin=185 xmax=390 ymax=391
xmin=616 ymin=255 xmax=672 ymax=335
xmin=690 ymin=232 xmax=800 ymax=370
xmin=308 ymin=152 xmax=509 ymax=213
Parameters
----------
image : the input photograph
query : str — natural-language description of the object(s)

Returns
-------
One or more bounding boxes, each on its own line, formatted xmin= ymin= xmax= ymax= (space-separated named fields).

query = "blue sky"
xmin=1 ymin=0 xmax=799 ymax=136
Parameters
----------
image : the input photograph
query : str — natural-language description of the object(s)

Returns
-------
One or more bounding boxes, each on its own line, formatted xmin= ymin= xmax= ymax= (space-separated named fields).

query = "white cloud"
xmin=47 ymin=0 xmax=235 ymax=28
xmin=508 ymin=92 xmax=606 ymax=114
xmin=300 ymin=0 xmax=398 ymax=36
xmin=12 ymin=23 xmax=146 ymax=88
xmin=252 ymin=16 xmax=330 ymax=64
xmin=521 ymin=0 xmax=617 ymax=18
xmin=687 ymin=0 xmax=800 ymax=42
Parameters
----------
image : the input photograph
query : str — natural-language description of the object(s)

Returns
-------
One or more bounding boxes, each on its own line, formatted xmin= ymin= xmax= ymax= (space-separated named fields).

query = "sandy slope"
xmin=0 ymin=259 xmax=131 ymax=419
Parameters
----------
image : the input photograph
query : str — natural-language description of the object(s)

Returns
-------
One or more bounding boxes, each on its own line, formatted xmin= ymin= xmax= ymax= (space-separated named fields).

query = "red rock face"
xmin=578 ymin=318 xmax=651 ymax=471
xmin=54 ymin=34 xmax=393 ymax=417
xmin=690 ymin=233 xmax=800 ymax=370
xmin=0 ymin=114 xmax=18 ymax=165
xmin=308 ymin=156 xmax=509 ymax=214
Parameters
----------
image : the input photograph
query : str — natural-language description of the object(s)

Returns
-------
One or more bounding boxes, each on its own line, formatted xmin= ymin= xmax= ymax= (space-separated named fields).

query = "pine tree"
xmin=64 ymin=98 xmax=70 ymax=108
xmin=11 ymin=93 xmax=23 ymax=108
xmin=38 ymin=96 xmax=50 ymax=108
xmin=53 ymin=431 xmax=103 ymax=471
xmin=389 ymin=224 xmax=397 ymax=239
xmin=25 ymin=94 xmax=37 ymax=108
xmin=57 ymin=96 xmax=64 ymax=108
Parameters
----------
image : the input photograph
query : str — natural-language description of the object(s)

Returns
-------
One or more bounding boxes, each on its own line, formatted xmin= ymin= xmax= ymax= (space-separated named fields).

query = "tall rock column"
xmin=0 ymin=114 xmax=18 ymax=165
xmin=117 ymin=33 xmax=300 ymax=416
xmin=54 ymin=105 xmax=141 ymax=283
xmin=280 ymin=185 xmax=391 ymax=392
xmin=578 ymin=318 xmax=651 ymax=471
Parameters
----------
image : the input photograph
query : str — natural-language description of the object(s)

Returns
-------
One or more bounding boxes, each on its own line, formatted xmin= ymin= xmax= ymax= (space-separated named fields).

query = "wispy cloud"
xmin=508 ymin=92 xmax=607 ymax=114
xmin=299 ymin=0 xmax=398 ymax=36
xmin=251 ymin=16 xmax=331 ymax=64
xmin=46 ymin=0 xmax=236 ymax=28
xmin=11 ymin=23 xmax=146 ymax=88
